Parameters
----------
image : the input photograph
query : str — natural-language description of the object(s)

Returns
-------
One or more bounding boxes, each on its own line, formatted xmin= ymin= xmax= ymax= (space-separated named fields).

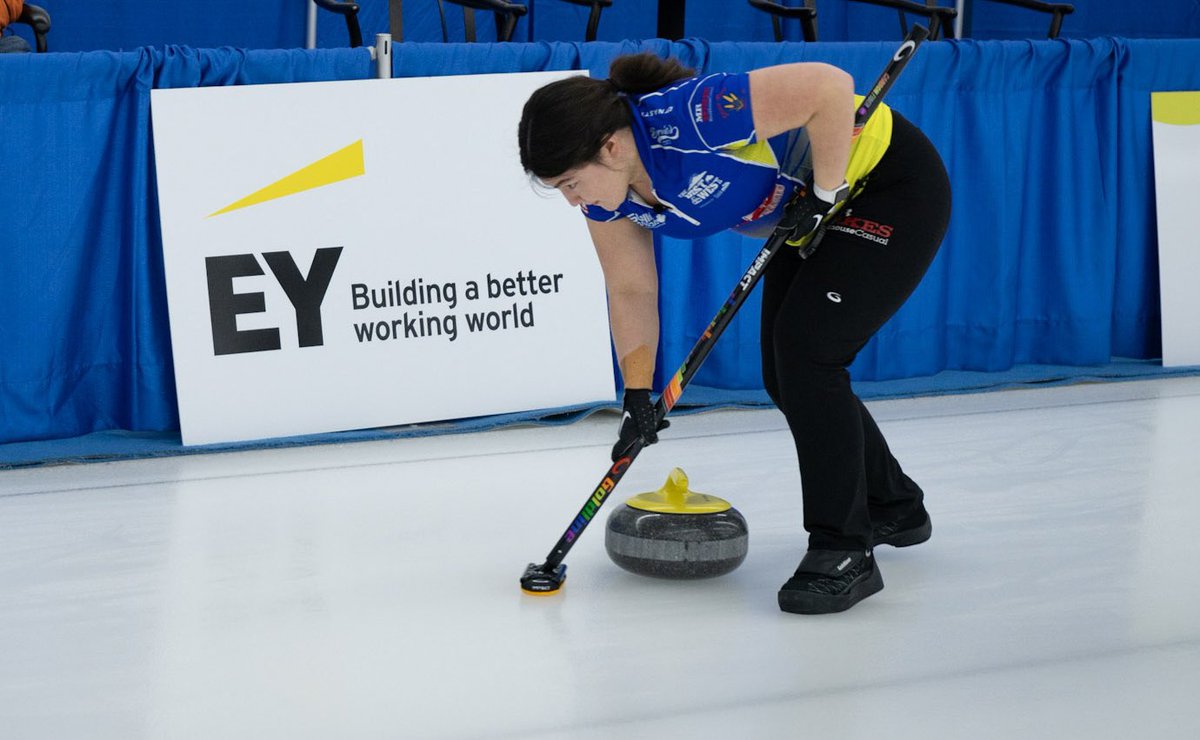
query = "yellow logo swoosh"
xmin=209 ymin=139 xmax=365 ymax=217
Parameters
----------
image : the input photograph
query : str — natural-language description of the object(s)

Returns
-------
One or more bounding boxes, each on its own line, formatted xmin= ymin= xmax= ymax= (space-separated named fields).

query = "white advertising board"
xmin=152 ymin=72 xmax=614 ymax=445
xmin=1152 ymin=91 xmax=1200 ymax=368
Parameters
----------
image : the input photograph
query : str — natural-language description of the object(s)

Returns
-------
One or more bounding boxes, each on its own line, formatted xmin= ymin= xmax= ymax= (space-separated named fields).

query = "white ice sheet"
xmin=3 ymin=378 xmax=1199 ymax=739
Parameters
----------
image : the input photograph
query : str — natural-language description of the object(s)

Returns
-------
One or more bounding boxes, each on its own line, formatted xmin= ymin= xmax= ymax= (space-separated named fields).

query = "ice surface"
xmin=3 ymin=378 xmax=1199 ymax=739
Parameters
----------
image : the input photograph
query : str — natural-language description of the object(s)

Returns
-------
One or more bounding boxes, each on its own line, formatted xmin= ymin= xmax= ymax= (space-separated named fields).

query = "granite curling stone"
xmin=605 ymin=468 xmax=749 ymax=579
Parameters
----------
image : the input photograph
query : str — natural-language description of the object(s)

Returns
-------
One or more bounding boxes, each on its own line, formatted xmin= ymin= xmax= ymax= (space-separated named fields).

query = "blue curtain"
xmin=2 ymin=38 xmax=1199 ymax=444
xmin=0 ymin=47 xmax=373 ymax=443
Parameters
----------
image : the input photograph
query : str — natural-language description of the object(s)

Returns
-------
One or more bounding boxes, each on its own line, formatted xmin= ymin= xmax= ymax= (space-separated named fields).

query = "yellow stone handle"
xmin=664 ymin=468 xmax=689 ymax=508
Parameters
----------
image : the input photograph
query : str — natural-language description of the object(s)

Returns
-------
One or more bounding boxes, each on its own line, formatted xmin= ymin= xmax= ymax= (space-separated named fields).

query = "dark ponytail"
xmin=518 ymin=52 xmax=696 ymax=180
xmin=608 ymin=52 xmax=695 ymax=95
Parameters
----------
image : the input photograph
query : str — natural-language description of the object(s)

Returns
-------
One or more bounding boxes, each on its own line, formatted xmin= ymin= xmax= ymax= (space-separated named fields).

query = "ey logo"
xmin=203 ymin=140 xmax=364 ymax=356
xmin=206 ymin=248 xmax=342 ymax=356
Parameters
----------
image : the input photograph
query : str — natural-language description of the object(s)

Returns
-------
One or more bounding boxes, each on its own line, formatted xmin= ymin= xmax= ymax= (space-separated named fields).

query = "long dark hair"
xmin=518 ymin=52 xmax=696 ymax=180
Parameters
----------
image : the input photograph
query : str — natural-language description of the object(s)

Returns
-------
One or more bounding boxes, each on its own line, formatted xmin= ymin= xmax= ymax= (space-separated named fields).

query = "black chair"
xmin=12 ymin=3 xmax=50 ymax=52
xmin=842 ymin=0 xmax=957 ymax=40
xmin=437 ymin=1 xmax=528 ymax=42
xmin=437 ymin=1 xmax=610 ymax=43
xmin=748 ymin=0 xmax=955 ymax=42
xmin=747 ymin=1 xmax=819 ymax=42
xmin=312 ymin=0 xmax=363 ymax=47
xmin=557 ymin=0 xmax=613 ymax=42
xmin=976 ymin=0 xmax=1073 ymax=39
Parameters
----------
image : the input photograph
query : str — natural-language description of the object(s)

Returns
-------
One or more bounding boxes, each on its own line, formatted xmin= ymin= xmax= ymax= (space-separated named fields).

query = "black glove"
xmin=782 ymin=180 xmax=850 ymax=251
xmin=611 ymin=388 xmax=670 ymax=461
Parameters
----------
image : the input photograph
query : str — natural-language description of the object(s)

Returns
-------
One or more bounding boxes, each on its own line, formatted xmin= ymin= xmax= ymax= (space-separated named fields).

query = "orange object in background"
xmin=0 ymin=0 xmax=23 ymax=29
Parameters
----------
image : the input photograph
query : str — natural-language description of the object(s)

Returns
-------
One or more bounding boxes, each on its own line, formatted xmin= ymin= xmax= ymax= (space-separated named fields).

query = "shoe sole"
xmin=874 ymin=517 xmax=932 ymax=548
xmin=777 ymin=567 xmax=884 ymax=615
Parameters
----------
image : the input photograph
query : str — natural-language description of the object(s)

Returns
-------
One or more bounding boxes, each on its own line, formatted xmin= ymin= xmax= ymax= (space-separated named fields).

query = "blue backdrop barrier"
xmin=2 ymin=38 xmax=1200 ymax=445
xmin=12 ymin=1 xmax=1200 ymax=51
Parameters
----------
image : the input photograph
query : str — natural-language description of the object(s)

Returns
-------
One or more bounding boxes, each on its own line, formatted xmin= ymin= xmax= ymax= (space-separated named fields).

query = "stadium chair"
xmin=438 ymin=1 xmax=611 ymax=42
xmin=841 ymin=0 xmax=957 ymax=40
xmin=12 ymin=3 xmax=50 ymax=52
xmin=557 ymin=0 xmax=613 ymax=42
xmin=747 ymin=1 xmax=819 ymax=42
xmin=312 ymin=0 xmax=363 ymax=47
xmin=748 ymin=0 xmax=956 ymax=42
xmin=976 ymin=0 xmax=1073 ymax=38
xmin=437 ymin=1 xmax=528 ymax=42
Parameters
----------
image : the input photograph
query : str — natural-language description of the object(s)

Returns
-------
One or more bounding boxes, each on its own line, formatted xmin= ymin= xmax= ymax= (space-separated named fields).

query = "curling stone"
xmin=605 ymin=468 xmax=749 ymax=579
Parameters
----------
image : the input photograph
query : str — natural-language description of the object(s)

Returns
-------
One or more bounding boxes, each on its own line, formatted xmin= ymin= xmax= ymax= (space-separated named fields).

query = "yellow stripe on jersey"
xmin=846 ymin=96 xmax=893 ymax=188
xmin=785 ymin=99 xmax=893 ymax=249
xmin=726 ymin=140 xmax=779 ymax=168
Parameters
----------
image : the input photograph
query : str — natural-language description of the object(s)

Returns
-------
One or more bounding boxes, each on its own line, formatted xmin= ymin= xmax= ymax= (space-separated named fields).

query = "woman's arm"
xmin=748 ymin=63 xmax=856 ymax=192
xmin=586 ymin=216 xmax=658 ymax=390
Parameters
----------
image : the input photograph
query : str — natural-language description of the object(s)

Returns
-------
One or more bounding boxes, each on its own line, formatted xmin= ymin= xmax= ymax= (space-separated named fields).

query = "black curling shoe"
xmin=872 ymin=507 xmax=932 ymax=548
xmin=778 ymin=549 xmax=884 ymax=615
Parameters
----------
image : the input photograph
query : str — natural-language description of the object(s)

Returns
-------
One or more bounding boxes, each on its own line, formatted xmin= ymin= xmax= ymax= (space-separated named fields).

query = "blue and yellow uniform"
xmin=582 ymin=72 xmax=894 ymax=239
xmin=579 ymin=65 xmax=953 ymax=570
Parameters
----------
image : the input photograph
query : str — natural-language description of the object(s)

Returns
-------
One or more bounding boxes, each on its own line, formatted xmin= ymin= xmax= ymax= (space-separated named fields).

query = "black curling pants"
xmin=761 ymin=113 xmax=951 ymax=552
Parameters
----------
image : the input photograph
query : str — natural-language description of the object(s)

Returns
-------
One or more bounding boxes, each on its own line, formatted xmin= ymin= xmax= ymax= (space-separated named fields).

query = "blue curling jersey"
xmin=582 ymin=72 xmax=894 ymax=239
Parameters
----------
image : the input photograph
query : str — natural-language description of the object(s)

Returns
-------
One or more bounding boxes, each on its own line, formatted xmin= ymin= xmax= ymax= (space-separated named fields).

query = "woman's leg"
xmin=762 ymin=113 xmax=951 ymax=611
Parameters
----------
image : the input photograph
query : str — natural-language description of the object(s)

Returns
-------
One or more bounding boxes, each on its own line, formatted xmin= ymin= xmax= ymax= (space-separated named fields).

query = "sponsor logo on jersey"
xmin=640 ymin=105 xmax=674 ymax=118
xmin=743 ymin=184 xmax=786 ymax=223
xmin=719 ymin=92 xmax=744 ymax=118
xmin=649 ymin=124 xmax=681 ymax=144
xmin=628 ymin=211 xmax=668 ymax=229
xmin=679 ymin=171 xmax=730 ymax=206
xmin=693 ymin=87 xmax=714 ymax=123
